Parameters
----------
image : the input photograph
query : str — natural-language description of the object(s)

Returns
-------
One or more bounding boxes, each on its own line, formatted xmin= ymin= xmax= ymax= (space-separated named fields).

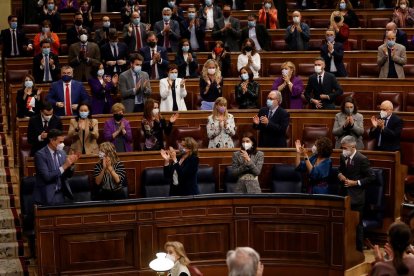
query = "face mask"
xmin=10 ymin=22 xmax=17 ymax=29
xmin=180 ymin=147 xmax=187 ymax=155
xmin=79 ymin=111 xmax=89 ymax=119
xmin=380 ymin=110 xmax=388 ymax=119
xmin=326 ymin=36 xmax=335 ymax=43
xmin=208 ymin=68 xmax=216 ymax=75
xmin=80 ymin=34 xmax=88 ymax=43
xmin=188 ymin=12 xmax=196 ymax=20
xmin=339 ymin=2 xmax=346 ymax=10
xmin=244 ymin=46 xmax=252 ymax=52
xmin=103 ymin=21 xmax=110 ymax=28
xmin=43 ymin=114 xmax=52 ymax=121
xmin=334 ymin=16 xmax=342 ymax=23
xmin=266 ymin=99 xmax=273 ymax=108
xmin=242 ymin=142 xmax=252 ymax=151
xmin=75 ymin=19 xmax=83 ymax=26
xmin=240 ymin=73 xmax=249 ymax=80
xmin=223 ymin=11 xmax=231 ymax=17
xmin=47 ymin=3 xmax=55 ymax=10
xmin=293 ymin=16 xmax=300 ymax=24
xmin=98 ymin=151 xmax=105 ymax=159
xmin=42 ymin=47 xmax=51 ymax=55
xmin=148 ymin=41 xmax=156 ymax=48
xmin=264 ymin=3 xmax=272 ymax=8
xmin=342 ymin=149 xmax=352 ymax=158
xmin=62 ymin=75 xmax=72 ymax=82
xmin=282 ymin=69 xmax=289 ymax=76
xmin=314 ymin=65 xmax=322 ymax=74
xmin=133 ymin=18 xmax=140 ymax=25
xmin=217 ymin=106 xmax=226 ymax=113
xmin=133 ymin=65 xmax=142 ymax=74
xmin=168 ymin=1 xmax=175 ymax=8
xmin=387 ymin=40 xmax=395 ymax=48
xmin=169 ymin=73 xmax=178 ymax=80
xmin=214 ymin=47 xmax=223 ymax=55
xmin=56 ymin=142 xmax=65 ymax=151
xmin=25 ymin=80 xmax=34 ymax=88
xmin=166 ymin=254 xmax=175 ymax=262
xmin=311 ymin=145 xmax=318 ymax=154
xmin=113 ymin=113 xmax=123 ymax=121
xmin=42 ymin=27 xmax=50 ymax=33
xmin=97 ymin=69 xmax=105 ymax=77
xmin=248 ymin=21 xmax=256 ymax=28
xmin=152 ymin=108 xmax=159 ymax=116
xmin=345 ymin=107 xmax=354 ymax=115
xmin=401 ymin=4 xmax=407 ymax=9
xmin=163 ymin=15 xmax=171 ymax=22
xmin=182 ymin=46 xmax=190 ymax=52
xmin=205 ymin=0 xmax=212 ymax=6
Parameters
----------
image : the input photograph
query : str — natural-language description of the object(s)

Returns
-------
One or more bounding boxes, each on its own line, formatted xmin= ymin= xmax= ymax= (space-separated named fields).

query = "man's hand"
xmin=252 ymin=115 xmax=260 ymax=125
xmin=312 ymin=99 xmax=323 ymax=109
xmin=71 ymin=104 xmax=78 ymax=110
xmin=56 ymin=102 xmax=64 ymax=108
xmin=344 ymin=179 xmax=358 ymax=187
xmin=371 ymin=115 xmax=378 ymax=128
xmin=259 ymin=116 xmax=269 ymax=125
xmin=106 ymin=60 xmax=117 ymax=66
xmin=338 ymin=173 xmax=347 ymax=182
xmin=40 ymin=131 xmax=48 ymax=139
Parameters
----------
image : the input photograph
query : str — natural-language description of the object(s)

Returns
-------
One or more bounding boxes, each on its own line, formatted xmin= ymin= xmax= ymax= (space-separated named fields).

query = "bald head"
xmin=292 ymin=10 xmax=301 ymax=17
xmin=380 ymin=100 xmax=394 ymax=117
xmin=386 ymin=30 xmax=396 ymax=40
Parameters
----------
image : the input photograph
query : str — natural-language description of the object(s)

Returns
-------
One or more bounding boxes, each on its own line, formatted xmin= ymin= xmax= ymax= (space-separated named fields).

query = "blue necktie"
xmin=53 ymin=152 xmax=61 ymax=190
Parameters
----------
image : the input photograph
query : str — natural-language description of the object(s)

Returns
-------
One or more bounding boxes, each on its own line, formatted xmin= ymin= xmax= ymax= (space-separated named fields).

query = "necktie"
xmin=268 ymin=110 xmax=273 ymax=118
xmin=378 ymin=118 xmax=388 ymax=147
xmin=135 ymin=73 xmax=143 ymax=103
xmin=43 ymin=120 xmax=48 ymax=130
xmin=164 ymin=23 xmax=170 ymax=49
xmin=346 ymin=157 xmax=351 ymax=167
xmin=112 ymin=44 xmax=119 ymax=72
xmin=135 ymin=26 xmax=142 ymax=51
xmin=44 ymin=54 xmax=51 ymax=82
xmin=12 ymin=30 xmax=18 ymax=56
xmin=318 ymin=75 xmax=322 ymax=87
xmin=53 ymin=152 xmax=61 ymax=190
xmin=65 ymin=83 xmax=72 ymax=116
xmin=151 ymin=49 xmax=157 ymax=79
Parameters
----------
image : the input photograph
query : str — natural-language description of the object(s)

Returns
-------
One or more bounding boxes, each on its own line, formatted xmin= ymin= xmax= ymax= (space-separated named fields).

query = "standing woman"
xmin=16 ymin=74 xmax=42 ymax=118
xmin=336 ymin=0 xmax=360 ymax=28
xmin=174 ymin=38 xmax=199 ymax=78
xmin=161 ymin=137 xmax=200 ymax=196
xmin=330 ymin=11 xmax=350 ymax=51
xmin=258 ymin=0 xmax=278 ymax=29
xmin=231 ymin=132 xmax=264 ymax=194
xmin=271 ymin=61 xmax=304 ymax=109
xmin=103 ymin=103 xmax=133 ymax=152
xmin=160 ymin=64 xmax=188 ymax=112
xmin=207 ymin=97 xmax=236 ymax=148
xmin=295 ymin=137 xmax=333 ymax=194
xmin=235 ymin=66 xmax=260 ymax=109
xmin=199 ymin=59 xmax=223 ymax=110
xmin=142 ymin=99 xmax=179 ymax=151
xmin=33 ymin=20 xmax=60 ymax=55
xmin=332 ymin=96 xmax=364 ymax=149
xmin=208 ymin=41 xmax=231 ymax=78
xmin=93 ymin=142 xmax=127 ymax=200
xmin=164 ymin=241 xmax=191 ymax=276
xmin=237 ymin=38 xmax=261 ymax=79
xmin=392 ymin=0 xmax=414 ymax=28
xmin=68 ymin=103 xmax=99 ymax=154
xmin=89 ymin=62 xmax=118 ymax=115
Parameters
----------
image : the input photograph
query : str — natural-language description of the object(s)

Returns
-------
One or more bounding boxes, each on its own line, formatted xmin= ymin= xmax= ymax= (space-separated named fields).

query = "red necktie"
xmin=164 ymin=23 xmax=170 ymax=49
xmin=151 ymin=49 xmax=157 ymax=79
xmin=65 ymin=83 xmax=72 ymax=116
xmin=135 ymin=26 xmax=142 ymax=51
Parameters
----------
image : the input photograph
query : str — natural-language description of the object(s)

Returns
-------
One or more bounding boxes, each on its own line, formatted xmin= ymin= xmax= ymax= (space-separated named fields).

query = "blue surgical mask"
xmin=188 ymin=12 xmax=196 ymax=20
xmin=248 ymin=21 xmax=256 ymax=28
xmin=205 ymin=0 xmax=212 ymax=6
xmin=103 ymin=21 xmax=110 ymax=28
xmin=339 ymin=2 xmax=346 ymax=10
xmin=168 ymin=1 xmax=175 ymax=8
xmin=182 ymin=46 xmax=189 ymax=52
xmin=97 ymin=69 xmax=105 ymax=76
xmin=163 ymin=15 xmax=171 ymax=22
xmin=387 ymin=40 xmax=395 ymax=48
xmin=10 ymin=22 xmax=17 ymax=29
xmin=266 ymin=99 xmax=273 ymax=108
xmin=42 ymin=47 xmax=51 ymax=55
xmin=326 ymin=36 xmax=335 ymax=43
xmin=133 ymin=18 xmax=140 ymax=25
xmin=42 ymin=27 xmax=50 ymax=33
xmin=47 ymin=3 xmax=55 ymax=10
xmin=62 ymin=75 xmax=72 ymax=82
xmin=79 ymin=111 xmax=89 ymax=119
xmin=25 ymin=80 xmax=34 ymax=88
xmin=133 ymin=65 xmax=142 ymax=74
xmin=240 ymin=73 xmax=249 ymax=80
xmin=169 ymin=73 xmax=178 ymax=80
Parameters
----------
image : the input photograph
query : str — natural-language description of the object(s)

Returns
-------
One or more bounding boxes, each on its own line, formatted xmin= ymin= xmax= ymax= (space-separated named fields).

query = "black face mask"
xmin=113 ymin=113 xmax=123 ymax=121
xmin=244 ymin=46 xmax=252 ymax=52
xmin=223 ymin=11 xmax=231 ymax=18
xmin=334 ymin=16 xmax=342 ymax=23
xmin=148 ymin=41 xmax=157 ymax=48
xmin=75 ymin=19 xmax=83 ymax=26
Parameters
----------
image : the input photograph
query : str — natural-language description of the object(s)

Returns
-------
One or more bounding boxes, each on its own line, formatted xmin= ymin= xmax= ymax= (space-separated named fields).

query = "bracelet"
xmin=304 ymin=157 xmax=309 ymax=161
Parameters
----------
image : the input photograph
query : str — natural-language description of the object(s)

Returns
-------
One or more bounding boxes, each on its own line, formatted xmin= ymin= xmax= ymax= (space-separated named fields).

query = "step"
xmin=0 ymin=258 xmax=28 ymax=276
xmin=0 ymin=229 xmax=18 ymax=243
xmin=0 ymin=196 xmax=20 ymax=209
xmin=0 ymin=209 xmax=19 ymax=230
xmin=0 ymin=184 xmax=20 ymax=196
xmin=0 ymin=242 xmax=23 ymax=259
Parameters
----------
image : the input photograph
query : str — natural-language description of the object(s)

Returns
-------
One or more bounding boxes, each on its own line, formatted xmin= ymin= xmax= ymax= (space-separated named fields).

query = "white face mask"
xmin=342 ymin=149 xmax=352 ymax=158
xmin=166 ymin=254 xmax=175 ymax=262
xmin=401 ymin=4 xmax=407 ymax=9
xmin=98 ymin=151 xmax=105 ymax=159
xmin=208 ymin=68 xmax=216 ymax=75
xmin=42 ymin=114 xmax=52 ymax=121
xmin=56 ymin=142 xmax=65 ymax=151
xmin=152 ymin=108 xmax=159 ymax=115
xmin=311 ymin=145 xmax=318 ymax=154
xmin=242 ymin=142 xmax=252 ymax=151
xmin=293 ymin=16 xmax=300 ymax=24
xmin=80 ymin=34 xmax=88 ymax=43
xmin=380 ymin=110 xmax=388 ymax=119
xmin=314 ymin=65 xmax=322 ymax=74
xmin=97 ymin=69 xmax=105 ymax=77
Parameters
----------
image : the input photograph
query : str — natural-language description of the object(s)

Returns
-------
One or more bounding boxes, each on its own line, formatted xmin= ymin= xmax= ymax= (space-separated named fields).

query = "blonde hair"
xmin=212 ymin=97 xmax=228 ymax=119
xmin=164 ymin=241 xmax=191 ymax=266
xmin=280 ymin=61 xmax=296 ymax=76
xmin=202 ymin=59 xmax=222 ymax=82
xmin=111 ymin=103 xmax=125 ymax=114
xmin=182 ymin=137 xmax=198 ymax=156
xmin=99 ymin=142 xmax=120 ymax=165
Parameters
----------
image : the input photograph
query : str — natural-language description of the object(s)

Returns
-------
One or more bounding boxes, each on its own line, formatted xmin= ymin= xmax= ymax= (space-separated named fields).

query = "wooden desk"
xmin=35 ymin=194 xmax=364 ymax=276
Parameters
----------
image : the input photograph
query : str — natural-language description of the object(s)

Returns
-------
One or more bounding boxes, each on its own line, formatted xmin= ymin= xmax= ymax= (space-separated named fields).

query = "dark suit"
xmin=180 ymin=18 xmax=206 ymax=51
xmin=338 ymin=151 xmax=375 ymax=251
xmin=304 ymin=71 xmax=343 ymax=109
xmin=223 ymin=0 xmax=245 ymax=9
xmin=212 ymin=16 xmax=241 ymax=52
xmin=240 ymin=24 xmax=270 ymax=51
xmin=33 ymin=52 xmax=60 ymax=83
xmin=164 ymin=154 xmax=199 ymax=196
xmin=100 ymin=41 xmax=129 ymax=75
xmin=198 ymin=5 xmax=223 ymax=27
xmin=46 ymin=80 xmax=90 ymax=116
xmin=123 ymin=23 xmax=148 ymax=53
xmin=68 ymin=42 xmax=101 ymax=81
xmin=33 ymin=146 xmax=74 ymax=205
xmin=320 ymin=42 xmax=348 ymax=77
xmin=66 ymin=25 xmax=91 ymax=46
xmin=253 ymin=106 xmax=290 ymax=147
xmin=154 ymin=19 xmax=181 ymax=53
xmin=27 ymin=114 xmax=63 ymax=156
xmin=175 ymin=52 xmax=199 ymax=78
xmin=369 ymin=114 xmax=403 ymax=151
xmin=0 ymin=28 xmax=31 ymax=58
xmin=140 ymin=46 xmax=169 ymax=79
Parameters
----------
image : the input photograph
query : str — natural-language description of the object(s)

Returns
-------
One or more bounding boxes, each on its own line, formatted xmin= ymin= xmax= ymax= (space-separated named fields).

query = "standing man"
xmin=33 ymin=39 xmax=60 ymax=83
xmin=320 ymin=28 xmax=347 ymax=77
xmin=240 ymin=14 xmax=270 ymax=51
xmin=154 ymin=7 xmax=181 ymax=53
xmin=253 ymin=90 xmax=289 ymax=148
xmin=119 ymin=54 xmax=152 ymax=113
xmin=140 ymin=32 xmax=169 ymax=79
xmin=0 ymin=15 xmax=33 ymax=58
xmin=33 ymin=129 xmax=79 ymax=206
xmin=212 ymin=5 xmax=241 ymax=52
xmin=101 ymin=29 xmax=129 ymax=76
xmin=180 ymin=5 xmax=206 ymax=51
xmin=285 ymin=11 xmax=310 ymax=51
xmin=369 ymin=100 xmax=403 ymax=151
xmin=338 ymin=135 xmax=376 ymax=251
xmin=377 ymin=30 xmax=406 ymax=79
xmin=66 ymin=12 xmax=91 ymax=46
xmin=304 ymin=57 xmax=343 ymax=109
xmin=198 ymin=0 xmax=223 ymax=31
xmin=123 ymin=11 xmax=150 ymax=53
xmin=226 ymin=247 xmax=264 ymax=276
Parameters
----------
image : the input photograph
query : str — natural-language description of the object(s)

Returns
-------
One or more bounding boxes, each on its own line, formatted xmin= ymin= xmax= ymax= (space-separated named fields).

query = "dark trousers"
xmin=352 ymin=203 xmax=364 ymax=252
xmin=133 ymin=103 xmax=144 ymax=112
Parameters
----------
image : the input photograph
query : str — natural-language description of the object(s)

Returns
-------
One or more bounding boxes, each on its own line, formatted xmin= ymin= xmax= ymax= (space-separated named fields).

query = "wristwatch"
xmin=304 ymin=157 xmax=309 ymax=161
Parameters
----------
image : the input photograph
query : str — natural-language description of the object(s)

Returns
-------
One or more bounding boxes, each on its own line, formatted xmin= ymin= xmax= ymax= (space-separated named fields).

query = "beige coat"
xmin=377 ymin=43 xmax=406 ymax=79
xmin=68 ymin=118 xmax=99 ymax=154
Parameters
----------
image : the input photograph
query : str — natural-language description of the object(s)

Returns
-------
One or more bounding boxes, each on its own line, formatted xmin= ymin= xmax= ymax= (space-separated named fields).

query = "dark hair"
xmin=75 ymin=102 xmax=92 ymax=120
xmin=314 ymin=56 xmax=325 ymax=63
xmin=408 ymin=209 xmax=414 ymax=226
xmin=129 ymin=53 xmax=143 ymax=63
xmin=388 ymin=222 xmax=411 ymax=275
xmin=42 ymin=19 xmax=52 ymax=28
xmin=40 ymin=101 xmax=53 ymax=111
xmin=241 ymin=38 xmax=257 ymax=55
xmin=315 ymin=137 xmax=333 ymax=158
xmin=22 ymin=73 xmax=36 ymax=88
xmin=108 ymin=28 xmax=118 ymax=40
xmin=143 ymin=98 xmax=159 ymax=120
xmin=47 ymin=128 xmax=63 ymax=140
xmin=8 ymin=15 xmax=17 ymax=22
xmin=147 ymin=31 xmax=156 ymax=40
xmin=90 ymin=62 xmax=104 ymax=78
xmin=248 ymin=14 xmax=257 ymax=20
xmin=168 ymin=63 xmax=178 ymax=71
xmin=241 ymin=132 xmax=257 ymax=154
xmin=340 ymin=96 xmax=358 ymax=114
xmin=74 ymin=11 xmax=82 ymax=18
xmin=239 ymin=66 xmax=254 ymax=81
xmin=177 ymin=38 xmax=193 ymax=55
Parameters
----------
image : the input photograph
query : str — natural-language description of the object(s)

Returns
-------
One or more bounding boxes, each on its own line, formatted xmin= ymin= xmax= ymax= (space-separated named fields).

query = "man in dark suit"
xmin=94 ymin=15 xmax=112 ymax=47
xmin=369 ymin=100 xmax=403 ymax=151
xmin=0 ymin=15 xmax=33 ymax=58
xmin=223 ymin=0 xmax=245 ymax=9
xmin=38 ymin=0 xmax=62 ymax=32
xmin=198 ymin=0 xmax=223 ymax=30
xmin=338 ymin=135 xmax=376 ymax=251
xmin=28 ymin=101 xmax=63 ymax=156
xmin=154 ymin=7 xmax=181 ymax=53
xmin=180 ymin=5 xmax=206 ymax=51
xmin=101 ymin=29 xmax=129 ymax=76
xmin=320 ymin=29 xmax=347 ymax=77
xmin=140 ymin=31 xmax=169 ymax=79
xmin=304 ymin=57 xmax=343 ymax=109
xmin=33 ymin=39 xmax=60 ymax=83
xmin=66 ymin=12 xmax=91 ymax=46
xmin=385 ymin=22 xmax=408 ymax=49
xmin=33 ymin=129 xmax=79 ymax=206
xmin=212 ymin=5 xmax=240 ymax=52
xmin=240 ymin=14 xmax=270 ymax=51
xmin=253 ymin=90 xmax=290 ymax=147
xmin=123 ymin=11 xmax=150 ymax=53
xmin=46 ymin=65 xmax=90 ymax=116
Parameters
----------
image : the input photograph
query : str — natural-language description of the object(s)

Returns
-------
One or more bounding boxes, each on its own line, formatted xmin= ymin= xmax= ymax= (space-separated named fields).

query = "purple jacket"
xmin=89 ymin=77 xmax=117 ymax=115
xmin=271 ymin=75 xmax=304 ymax=109
xmin=103 ymin=118 xmax=133 ymax=152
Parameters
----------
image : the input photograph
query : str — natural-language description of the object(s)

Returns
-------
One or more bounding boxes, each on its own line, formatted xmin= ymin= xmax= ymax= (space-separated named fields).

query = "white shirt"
xmin=347 ymin=150 xmax=361 ymax=186
xmin=206 ymin=7 xmax=214 ymax=29
xmin=131 ymin=69 xmax=143 ymax=104
xmin=327 ymin=42 xmax=337 ymax=72
xmin=42 ymin=54 xmax=53 ymax=81
xmin=248 ymin=27 xmax=262 ymax=50
xmin=183 ymin=53 xmax=190 ymax=77
xmin=149 ymin=47 xmax=160 ymax=79
xmin=10 ymin=28 xmax=20 ymax=56
xmin=47 ymin=145 xmax=64 ymax=174
xmin=189 ymin=24 xmax=200 ymax=50
xmin=237 ymin=52 xmax=261 ymax=79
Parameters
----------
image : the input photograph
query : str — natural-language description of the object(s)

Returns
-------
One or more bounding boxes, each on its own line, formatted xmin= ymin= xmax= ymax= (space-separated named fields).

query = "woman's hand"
xmin=78 ymin=120 xmax=86 ymax=130
xmin=169 ymin=113 xmax=179 ymax=123
xmin=240 ymin=150 xmax=251 ymax=162
xmin=160 ymin=149 xmax=170 ymax=161
xmin=169 ymin=146 xmax=177 ymax=161
xmin=295 ymin=140 xmax=302 ymax=153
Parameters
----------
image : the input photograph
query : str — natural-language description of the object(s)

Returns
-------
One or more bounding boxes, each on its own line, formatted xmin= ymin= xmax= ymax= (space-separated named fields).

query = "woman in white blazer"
xmin=160 ymin=64 xmax=187 ymax=112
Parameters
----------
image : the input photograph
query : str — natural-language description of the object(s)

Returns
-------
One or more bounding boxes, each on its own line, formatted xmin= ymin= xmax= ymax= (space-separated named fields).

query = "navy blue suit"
xmin=164 ymin=155 xmax=199 ymax=196
xmin=304 ymin=72 xmax=343 ymax=109
xmin=46 ymin=80 xmax=90 ymax=116
xmin=140 ymin=46 xmax=169 ymax=79
xmin=320 ymin=42 xmax=348 ymax=77
xmin=369 ymin=114 xmax=403 ymax=151
xmin=100 ymin=41 xmax=129 ymax=75
xmin=253 ymin=106 xmax=290 ymax=148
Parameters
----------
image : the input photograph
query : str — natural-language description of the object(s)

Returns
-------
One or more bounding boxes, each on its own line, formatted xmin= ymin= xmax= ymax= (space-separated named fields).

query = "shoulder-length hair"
xmin=240 ymin=132 xmax=258 ymax=154
xmin=201 ymin=59 xmax=222 ymax=81
xmin=212 ymin=97 xmax=228 ymax=119
xmin=182 ymin=137 xmax=198 ymax=157
xmin=22 ymin=73 xmax=36 ymax=89
xmin=340 ymin=96 xmax=358 ymax=114
xmin=241 ymin=38 xmax=257 ymax=56
xmin=75 ymin=102 xmax=92 ymax=121
xmin=239 ymin=66 xmax=254 ymax=81
xmin=99 ymin=142 xmax=120 ymax=165
xmin=164 ymin=241 xmax=191 ymax=266
xmin=143 ymin=98 xmax=161 ymax=121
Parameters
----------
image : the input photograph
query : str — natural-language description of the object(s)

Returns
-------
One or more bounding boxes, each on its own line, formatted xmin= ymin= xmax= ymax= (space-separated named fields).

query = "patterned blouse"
xmin=93 ymin=161 xmax=126 ymax=191
xmin=207 ymin=113 xmax=236 ymax=148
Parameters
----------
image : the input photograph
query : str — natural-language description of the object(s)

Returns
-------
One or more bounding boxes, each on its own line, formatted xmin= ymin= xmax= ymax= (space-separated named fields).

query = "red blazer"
xmin=258 ymin=8 xmax=278 ymax=29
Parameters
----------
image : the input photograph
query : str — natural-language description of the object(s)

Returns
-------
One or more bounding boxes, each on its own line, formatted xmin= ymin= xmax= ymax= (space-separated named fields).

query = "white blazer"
xmin=159 ymin=77 xmax=187 ymax=111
